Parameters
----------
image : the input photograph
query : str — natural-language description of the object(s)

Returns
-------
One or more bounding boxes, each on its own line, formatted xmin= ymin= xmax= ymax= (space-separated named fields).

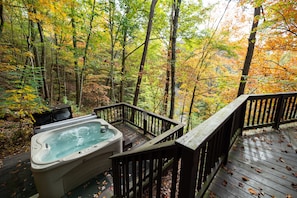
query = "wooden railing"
xmin=244 ymin=92 xmax=297 ymax=129
xmin=176 ymin=94 xmax=248 ymax=197
xmin=93 ymin=103 xmax=182 ymax=138
xmin=96 ymin=92 xmax=297 ymax=198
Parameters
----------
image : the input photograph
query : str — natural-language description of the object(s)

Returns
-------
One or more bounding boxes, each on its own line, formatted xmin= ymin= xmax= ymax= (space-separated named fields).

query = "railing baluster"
xmin=138 ymin=158 xmax=143 ymax=197
xmin=247 ymin=100 xmax=252 ymax=127
xmin=171 ymin=153 xmax=179 ymax=198
xmin=289 ymin=96 xmax=297 ymax=119
xmin=252 ymin=99 xmax=257 ymax=125
xmin=149 ymin=154 xmax=154 ymax=198
xmin=197 ymin=145 xmax=206 ymax=191
xmin=132 ymin=157 xmax=137 ymax=197
xmin=156 ymin=154 xmax=163 ymax=198
xmin=262 ymin=98 xmax=268 ymax=124
xmin=257 ymin=98 xmax=263 ymax=125
xmin=268 ymin=97 xmax=274 ymax=123
xmin=284 ymin=97 xmax=292 ymax=120
xmin=291 ymin=95 xmax=297 ymax=119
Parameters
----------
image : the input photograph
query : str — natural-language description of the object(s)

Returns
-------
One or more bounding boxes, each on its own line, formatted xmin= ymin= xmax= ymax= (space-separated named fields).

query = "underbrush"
xmin=0 ymin=119 xmax=33 ymax=159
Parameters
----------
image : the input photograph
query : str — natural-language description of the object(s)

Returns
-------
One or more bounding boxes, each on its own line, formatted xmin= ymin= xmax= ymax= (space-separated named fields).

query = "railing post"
xmin=122 ymin=104 xmax=126 ymax=122
xmin=223 ymin=118 xmax=233 ymax=165
xmin=273 ymin=95 xmax=285 ymax=129
xmin=143 ymin=112 xmax=147 ymax=135
xmin=178 ymin=147 xmax=199 ymax=198
xmin=239 ymin=100 xmax=247 ymax=136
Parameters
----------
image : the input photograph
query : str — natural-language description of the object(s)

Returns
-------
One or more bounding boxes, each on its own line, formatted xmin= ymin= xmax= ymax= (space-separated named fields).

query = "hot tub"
xmin=31 ymin=118 xmax=122 ymax=198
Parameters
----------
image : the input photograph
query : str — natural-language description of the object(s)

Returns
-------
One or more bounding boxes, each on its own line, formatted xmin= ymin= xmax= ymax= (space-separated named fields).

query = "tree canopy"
xmin=0 ymin=0 xmax=296 ymax=129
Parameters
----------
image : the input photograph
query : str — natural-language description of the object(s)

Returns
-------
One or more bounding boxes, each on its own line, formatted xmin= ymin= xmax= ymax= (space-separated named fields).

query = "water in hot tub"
xmin=41 ymin=122 xmax=114 ymax=163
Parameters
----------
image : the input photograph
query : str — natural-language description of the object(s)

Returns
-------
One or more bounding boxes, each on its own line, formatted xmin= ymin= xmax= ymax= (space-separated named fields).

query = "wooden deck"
xmin=114 ymin=123 xmax=151 ymax=150
xmin=206 ymin=127 xmax=297 ymax=197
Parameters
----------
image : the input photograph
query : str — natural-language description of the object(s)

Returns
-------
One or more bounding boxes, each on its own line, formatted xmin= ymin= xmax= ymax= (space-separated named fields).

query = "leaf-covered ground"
xmin=0 ymin=120 xmax=32 ymax=161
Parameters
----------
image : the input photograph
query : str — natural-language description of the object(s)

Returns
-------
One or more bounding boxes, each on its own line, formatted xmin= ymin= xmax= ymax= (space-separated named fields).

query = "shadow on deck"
xmin=206 ymin=125 xmax=297 ymax=197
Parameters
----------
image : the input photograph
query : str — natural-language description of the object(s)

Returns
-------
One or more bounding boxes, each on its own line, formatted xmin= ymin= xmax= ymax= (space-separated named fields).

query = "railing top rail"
xmin=123 ymin=103 xmax=181 ymax=125
xmin=176 ymin=95 xmax=249 ymax=151
xmin=110 ymin=140 xmax=176 ymax=159
xmin=93 ymin=102 xmax=125 ymax=111
xmin=139 ymin=124 xmax=185 ymax=147
xmin=94 ymin=102 xmax=181 ymax=125
xmin=247 ymin=91 xmax=297 ymax=99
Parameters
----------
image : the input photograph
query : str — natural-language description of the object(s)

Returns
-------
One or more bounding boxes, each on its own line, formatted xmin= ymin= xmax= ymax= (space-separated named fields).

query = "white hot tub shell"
xmin=31 ymin=118 xmax=122 ymax=198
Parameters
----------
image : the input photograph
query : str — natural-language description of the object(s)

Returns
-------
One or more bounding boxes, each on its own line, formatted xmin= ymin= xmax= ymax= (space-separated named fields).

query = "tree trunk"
xmin=163 ymin=2 xmax=174 ymax=116
xmin=106 ymin=0 xmax=117 ymax=102
xmin=133 ymin=0 xmax=158 ymax=107
xmin=237 ymin=6 xmax=261 ymax=96
xmin=71 ymin=10 xmax=80 ymax=107
xmin=36 ymin=15 xmax=49 ymax=101
xmin=79 ymin=0 xmax=96 ymax=109
xmin=120 ymin=25 xmax=128 ymax=102
xmin=54 ymin=33 xmax=62 ymax=103
xmin=169 ymin=0 xmax=182 ymax=119
xmin=0 ymin=0 xmax=4 ymax=37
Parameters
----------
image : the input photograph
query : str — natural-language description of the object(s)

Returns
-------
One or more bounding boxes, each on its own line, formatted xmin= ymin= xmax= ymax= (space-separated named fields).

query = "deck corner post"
xmin=178 ymin=147 xmax=199 ymax=198
xmin=273 ymin=95 xmax=285 ymax=129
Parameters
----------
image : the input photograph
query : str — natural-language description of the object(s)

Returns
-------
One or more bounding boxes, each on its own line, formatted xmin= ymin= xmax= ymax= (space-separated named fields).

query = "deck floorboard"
xmin=206 ymin=129 xmax=297 ymax=198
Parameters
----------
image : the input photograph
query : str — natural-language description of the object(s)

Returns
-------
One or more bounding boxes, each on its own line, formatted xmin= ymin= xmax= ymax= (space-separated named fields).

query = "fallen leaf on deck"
xmin=248 ymin=188 xmax=257 ymax=195
xmin=292 ymin=183 xmax=297 ymax=190
xmin=223 ymin=166 xmax=228 ymax=171
xmin=293 ymin=172 xmax=297 ymax=177
xmin=242 ymin=176 xmax=249 ymax=181
xmin=286 ymin=166 xmax=292 ymax=171
xmin=209 ymin=191 xmax=216 ymax=198
xmin=287 ymin=143 xmax=292 ymax=148
xmin=255 ymin=168 xmax=262 ymax=173
xmin=222 ymin=180 xmax=228 ymax=187
xmin=286 ymin=194 xmax=292 ymax=198
xmin=279 ymin=157 xmax=285 ymax=163
xmin=238 ymin=182 xmax=244 ymax=187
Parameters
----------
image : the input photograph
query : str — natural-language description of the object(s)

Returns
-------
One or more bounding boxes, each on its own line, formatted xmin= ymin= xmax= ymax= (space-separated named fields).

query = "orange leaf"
xmin=248 ymin=188 xmax=257 ymax=195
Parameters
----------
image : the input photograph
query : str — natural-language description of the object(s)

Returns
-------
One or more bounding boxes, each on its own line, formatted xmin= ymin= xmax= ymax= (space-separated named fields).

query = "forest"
xmin=0 ymin=0 xmax=296 ymax=137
